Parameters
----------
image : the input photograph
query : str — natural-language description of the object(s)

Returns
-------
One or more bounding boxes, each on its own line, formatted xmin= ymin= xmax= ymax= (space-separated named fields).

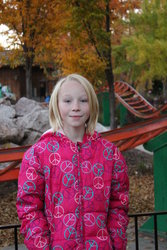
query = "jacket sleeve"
xmin=16 ymin=147 xmax=50 ymax=250
xmin=107 ymin=147 xmax=129 ymax=250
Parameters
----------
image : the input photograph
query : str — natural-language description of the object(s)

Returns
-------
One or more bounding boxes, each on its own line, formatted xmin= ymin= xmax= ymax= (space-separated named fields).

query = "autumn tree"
xmin=0 ymin=0 xmax=66 ymax=98
xmin=61 ymin=0 xmax=140 ymax=129
xmin=114 ymin=0 xmax=167 ymax=101
xmin=58 ymin=34 xmax=105 ymax=90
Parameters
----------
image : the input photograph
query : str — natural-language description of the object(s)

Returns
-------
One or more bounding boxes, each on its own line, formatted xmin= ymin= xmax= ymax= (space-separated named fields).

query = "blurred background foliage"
xmin=0 ymin=0 xmax=166 ymax=125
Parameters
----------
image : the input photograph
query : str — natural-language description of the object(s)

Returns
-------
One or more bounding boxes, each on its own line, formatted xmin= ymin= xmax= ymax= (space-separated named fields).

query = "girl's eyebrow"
xmin=60 ymin=94 xmax=72 ymax=98
xmin=80 ymin=95 xmax=88 ymax=98
xmin=62 ymin=94 xmax=88 ymax=98
xmin=62 ymin=94 xmax=71 ymax=97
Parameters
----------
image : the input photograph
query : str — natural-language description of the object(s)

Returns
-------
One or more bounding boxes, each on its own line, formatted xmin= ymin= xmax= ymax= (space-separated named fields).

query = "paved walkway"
xmin=1 ymin=234 xmax=167 ymax=250
xmin=127 ymin=232 xmax=167 ymax=249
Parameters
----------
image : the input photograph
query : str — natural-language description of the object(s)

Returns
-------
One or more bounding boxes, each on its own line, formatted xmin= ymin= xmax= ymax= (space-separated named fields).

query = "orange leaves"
xmin=0 ymin=0 xmax=142 ymax=93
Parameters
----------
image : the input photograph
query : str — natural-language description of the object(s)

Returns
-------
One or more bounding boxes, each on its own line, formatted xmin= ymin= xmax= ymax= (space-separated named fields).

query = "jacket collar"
xmin=40 ymin=129 xmax=101 ymax=146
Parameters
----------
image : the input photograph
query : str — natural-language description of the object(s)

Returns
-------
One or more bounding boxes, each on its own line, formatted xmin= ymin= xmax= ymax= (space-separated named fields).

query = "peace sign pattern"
xmin=17 ymin=132 xmax=129 ymax=250
xmin=34 ymin=142 xmax=46 ymax=154
xmin=114 ymin=159 xmax=125 ymax=173
xmin=47 ymin=140 xmax=59 ymax=152
xmin=103 ymin=147 xmax=114 ymax=161
xmin=54 ymin=205 xmax=64 ymax=219
xmin=85 ymin=240 xmax=98 ymax=250
xmin=26 ymin=167 xmax=38 ymax=180
xmin=64 ymin=226 xmax=77 ymax=240
xmin=63 ymin=213 xmax=76 ymax=227
xmin=93 ymin=177 xmax=104 ymax=190
xmin=23 ymin=181 xmax=36 ymax=194
xmin=52 ymin=192 xmax=63 ymax=206
xmin=49 ymin=153 xmax=61 ymax=166
xmin=80 ymin=161 xmax=92 ymax=174
xmin=93 ymin=163 xmax=104 ymax=177
xmin=25 ymin=147 xmax=34 ymax=160
xmin=96 ymin=214 xmax=106 ymax=228
xmin=60 ymin=161 xmax=74 ymax=173
xmin=84 ymin=213 xmax=95 ymax=227
xmin=34 ymin=236 xmax=47 ymax=248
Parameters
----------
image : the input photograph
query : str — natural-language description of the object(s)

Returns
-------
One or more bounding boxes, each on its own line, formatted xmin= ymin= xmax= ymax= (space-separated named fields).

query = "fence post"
xmin=140 ymin=132 xmax=167 ymax=234
xmin=97 ymin=92 xmax=110 ymax=126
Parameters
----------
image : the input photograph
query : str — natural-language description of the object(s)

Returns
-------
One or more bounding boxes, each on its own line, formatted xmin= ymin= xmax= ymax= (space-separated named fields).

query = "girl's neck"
xmin=59 ymin=127 xmax=85 ymax=143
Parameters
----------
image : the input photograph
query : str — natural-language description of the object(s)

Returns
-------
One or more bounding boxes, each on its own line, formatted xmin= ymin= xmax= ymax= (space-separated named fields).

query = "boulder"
xmin=15 ymin=97 xmax=43 ymax=117
xmin=17 ymin=108 xmax=50 ymax=145
xmin=17 ymin=109 xmax=49 ymax=132
xmin=0 ymin=104 xmax=16 ymax=119
xmin=0 ymin=117 xmax=24 ymax=144
xmin=22 ymin=131 xmax=44 ymax=146
xmin=0 ymin=104 xmax=24 ymax=143
xmin=0 ymin=97 xmax=50 ymax=145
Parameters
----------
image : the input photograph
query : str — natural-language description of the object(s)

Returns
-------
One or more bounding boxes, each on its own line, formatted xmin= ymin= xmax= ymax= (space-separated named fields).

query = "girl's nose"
xmin=72 ymin=101 xmax=80 ymax=111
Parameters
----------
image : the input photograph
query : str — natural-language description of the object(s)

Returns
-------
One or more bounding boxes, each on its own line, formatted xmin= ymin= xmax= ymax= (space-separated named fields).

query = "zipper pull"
xmin=77 ymin=143 xmax=81 ymax=152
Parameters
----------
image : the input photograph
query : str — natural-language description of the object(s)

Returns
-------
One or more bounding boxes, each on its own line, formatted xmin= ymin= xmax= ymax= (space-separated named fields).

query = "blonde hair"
xmin=49 ymin=73 xmax=99 ymax=134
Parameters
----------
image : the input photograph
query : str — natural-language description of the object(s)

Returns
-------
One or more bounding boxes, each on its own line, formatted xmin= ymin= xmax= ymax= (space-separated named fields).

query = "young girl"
xmin=17 ymin=73 xmax=129 ymax=250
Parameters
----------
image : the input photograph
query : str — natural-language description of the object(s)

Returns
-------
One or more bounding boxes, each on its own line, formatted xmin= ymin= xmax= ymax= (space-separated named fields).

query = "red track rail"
xmin=114 ymin=81 xmax=167 ymax=118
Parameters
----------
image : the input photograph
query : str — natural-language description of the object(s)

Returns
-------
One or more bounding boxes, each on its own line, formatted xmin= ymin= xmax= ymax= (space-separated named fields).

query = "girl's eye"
xmin=64 ymin=100 xmax=71 ymax=103
xmin=81 ymin=99 xmax=88 ymax=103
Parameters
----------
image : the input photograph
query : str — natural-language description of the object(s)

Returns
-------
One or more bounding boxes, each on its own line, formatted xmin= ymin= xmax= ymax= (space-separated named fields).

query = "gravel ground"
xmin=0 ymin=148 xmax=155 ymax=248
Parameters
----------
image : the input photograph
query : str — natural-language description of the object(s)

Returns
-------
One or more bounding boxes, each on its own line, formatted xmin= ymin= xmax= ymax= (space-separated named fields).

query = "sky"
xmin=0 ymin=24 xmax=12 ymax=48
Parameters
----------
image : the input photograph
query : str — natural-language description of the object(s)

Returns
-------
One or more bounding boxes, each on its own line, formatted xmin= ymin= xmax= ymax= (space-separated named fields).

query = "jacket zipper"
xmin=76 ymin=142 xmax=84 ymax=244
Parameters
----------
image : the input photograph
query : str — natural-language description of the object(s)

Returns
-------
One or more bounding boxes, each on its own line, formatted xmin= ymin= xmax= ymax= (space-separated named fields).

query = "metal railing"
xmin=0 ymin=211 xmax=167 ymax=250
xmin=0 ymin=224 xmax=20 ymax=250
xmin=129 ymin=210 xmax=167 ymax=250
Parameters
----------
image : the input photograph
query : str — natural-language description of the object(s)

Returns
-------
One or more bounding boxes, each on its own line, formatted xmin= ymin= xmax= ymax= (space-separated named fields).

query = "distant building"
xmin=0 ymin=51 xmax=57 ymax=100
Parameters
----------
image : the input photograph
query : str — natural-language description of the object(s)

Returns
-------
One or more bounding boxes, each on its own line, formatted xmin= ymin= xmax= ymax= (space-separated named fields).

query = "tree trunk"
xmin=25 ymin=56 xmax=33 ymax=99
xmin=105 ymin=68 xmax=116 ymax=129
xmin=105 ymin=0 xmax=116 ymax=129
xmin=163 ymin=80 xmax=167 ymax=103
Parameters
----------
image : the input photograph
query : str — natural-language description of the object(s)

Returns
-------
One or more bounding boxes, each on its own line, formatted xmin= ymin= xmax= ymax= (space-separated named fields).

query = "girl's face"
xmin=58 ymin=80 xmax=90 ymax=132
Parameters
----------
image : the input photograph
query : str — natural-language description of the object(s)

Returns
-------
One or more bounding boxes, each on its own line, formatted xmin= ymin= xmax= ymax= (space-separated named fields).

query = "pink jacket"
xmin=16 ymin=131 xmax=129 ymax=249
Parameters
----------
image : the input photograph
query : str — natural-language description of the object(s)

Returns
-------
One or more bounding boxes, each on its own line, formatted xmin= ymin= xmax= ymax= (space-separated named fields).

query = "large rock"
xmin=15 ymin=97 xmax=43 ymax=117
xmin=0 ymin=104 xmax=16 ymax=119
xmin=17 ymin=108 xmax=50 ymax=145
xmin=0 ymin=104 xmax=24 ymax=144
xmin=0 ymin=118 xmax=24 ymax=144
xmin=14 ymin=97 xmax=50 ymax=145
xmin=0 ymin=97 xmax=50 ymax=145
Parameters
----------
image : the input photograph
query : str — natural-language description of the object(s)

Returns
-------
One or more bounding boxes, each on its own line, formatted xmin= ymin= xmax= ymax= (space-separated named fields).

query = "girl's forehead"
xmin=61 ymin=79 xmax=81 ymax=87
xmin=59 ymin=80 xmax=87 ymax=94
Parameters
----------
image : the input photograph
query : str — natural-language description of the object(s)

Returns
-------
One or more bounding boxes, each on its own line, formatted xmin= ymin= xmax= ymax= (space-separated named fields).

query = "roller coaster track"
xmin=1 ymin=115 xmax=167 ymax=182
xmin=114 ymin=81 xmax=167 ymax=119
